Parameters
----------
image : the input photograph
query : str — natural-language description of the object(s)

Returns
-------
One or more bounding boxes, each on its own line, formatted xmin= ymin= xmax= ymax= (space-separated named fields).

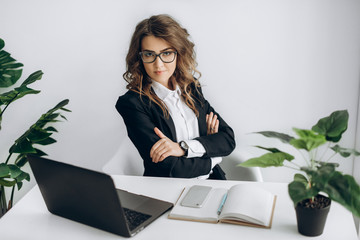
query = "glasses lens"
xmin=141 ymin=52 xmax=156 ymax=63
xmin=159 ymin=51 xmax=176 ymax=63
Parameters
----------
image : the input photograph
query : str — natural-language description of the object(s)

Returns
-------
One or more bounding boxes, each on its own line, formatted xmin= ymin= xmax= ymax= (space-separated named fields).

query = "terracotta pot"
xmin=295 ymin=195 xmax=331 ymax=236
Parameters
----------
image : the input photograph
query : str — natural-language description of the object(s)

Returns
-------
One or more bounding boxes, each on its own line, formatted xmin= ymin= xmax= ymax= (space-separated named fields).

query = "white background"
xmin=1 ymin=0 xmax=360 ymax=231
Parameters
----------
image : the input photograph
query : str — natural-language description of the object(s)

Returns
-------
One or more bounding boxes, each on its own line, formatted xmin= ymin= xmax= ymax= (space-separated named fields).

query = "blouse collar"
xmin=151 ymin=80 xmax=181 ymax=101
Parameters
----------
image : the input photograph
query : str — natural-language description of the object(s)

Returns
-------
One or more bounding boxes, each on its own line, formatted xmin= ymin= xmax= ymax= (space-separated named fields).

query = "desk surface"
xmin=0 ymin=175 xmax=358 ymax=240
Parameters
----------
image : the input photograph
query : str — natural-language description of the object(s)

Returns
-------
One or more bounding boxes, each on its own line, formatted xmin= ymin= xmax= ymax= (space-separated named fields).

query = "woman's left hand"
xmin=150 ymin=127 xmax=185 ymax=163
xmin=206 ymin=112 xmax=219 ymax=135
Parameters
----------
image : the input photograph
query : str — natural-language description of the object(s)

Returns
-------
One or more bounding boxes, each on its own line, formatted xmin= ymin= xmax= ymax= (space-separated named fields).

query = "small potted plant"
xmin=239 ymin=110 xmax=360 ymax=236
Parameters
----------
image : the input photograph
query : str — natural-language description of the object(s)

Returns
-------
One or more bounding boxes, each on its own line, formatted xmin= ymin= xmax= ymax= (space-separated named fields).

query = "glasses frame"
xmin=139 ymin=51 xmax=177 ymax=63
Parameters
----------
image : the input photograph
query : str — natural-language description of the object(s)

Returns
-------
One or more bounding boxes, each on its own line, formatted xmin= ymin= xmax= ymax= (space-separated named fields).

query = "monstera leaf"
xmin=0 ymin=38 xmax=23 ymax=88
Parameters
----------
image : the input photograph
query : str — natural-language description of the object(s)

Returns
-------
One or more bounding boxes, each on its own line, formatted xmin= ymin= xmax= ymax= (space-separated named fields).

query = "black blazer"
xmin=115 ymin=85 xmax=236 ymax=178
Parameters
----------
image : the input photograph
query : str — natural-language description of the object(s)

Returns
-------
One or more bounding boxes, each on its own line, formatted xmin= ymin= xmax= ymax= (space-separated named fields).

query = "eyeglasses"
xmin=139 ymin=51 xmax=177 ymax=63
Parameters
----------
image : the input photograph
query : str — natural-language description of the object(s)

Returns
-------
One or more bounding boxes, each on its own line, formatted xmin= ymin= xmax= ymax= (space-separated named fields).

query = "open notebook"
xmin=168 ymin=184 xmax=276 ymax=228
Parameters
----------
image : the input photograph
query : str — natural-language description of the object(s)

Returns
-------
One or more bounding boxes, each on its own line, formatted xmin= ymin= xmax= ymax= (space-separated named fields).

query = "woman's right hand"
xmin=150 ymin=127 xmax=185 ymax=163
xmin=206 ymin=112 xmax=219 ymax=135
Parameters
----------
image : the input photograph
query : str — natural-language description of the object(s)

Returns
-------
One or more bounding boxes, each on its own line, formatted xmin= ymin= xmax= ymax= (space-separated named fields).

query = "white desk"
xmin=0 ymin=175 xmax=358 ymax=240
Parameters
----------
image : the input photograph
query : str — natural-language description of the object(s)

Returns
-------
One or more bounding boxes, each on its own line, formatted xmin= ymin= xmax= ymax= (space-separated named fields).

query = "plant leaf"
xmin=255 ymin=131 xmax=294 ymax=143
xmin=302 ymin=163 xmax=336 ymax=189
xmin=312 ymin=110 xmax=349 ymax=143
xmin=44 ymin=126 xmax=58 ymax=132
xmin=293 ymin=173 xmax=309 ymax=186
xmin=10 ymin=138 xmax=37 ymax=154
xmin=46 ymin=99 xmax=70 ymax=114
xmin=0 ymin=163 xmax=10 ymax=178
xmin=27 ymin=127 xmax=53 ymax=142
xmin=0 ymin=38 xmax=4 ymax=50
xmin=325 ymin=172 xmax=360 ymax=217
xmin=15 ymin=171 xmax=30 ymax=183
xmin=288 ymin=180 xmax=319 ymax=205
xmin=20 ymin=70 xmax=43 ymax=86
xmin=8 ymin=165 xmax=22 ymax=179
xmin=16 ymin=182 xmax=23 ymax=191
xmin=254 ymin=146 xmax=282 ymax=153
xmin=0 ymin=80 xmax=41 ymax=107
xmin=0 ymin=38 xmax=24 ymax=88
xmin=0 ymin=178 xmax=16 ymax=187
xmin=34 ymin=137 xmax=56 ymax=145
xmin=14 ymin=155 xmax=28 ymax=168
xmin=239 ymin=151 xmax=294 ymax=168
xmin=331 ymin=145 xmax=360 ymax=158
xmin=290 ymin=128 xmax=326 ymax=151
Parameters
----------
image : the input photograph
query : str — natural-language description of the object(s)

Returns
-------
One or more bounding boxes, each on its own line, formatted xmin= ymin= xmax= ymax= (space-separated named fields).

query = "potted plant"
xmin=0 ymin=38 xmax=70 ymax=217
xmin=239 ymin=110 xmax=360 ymax=236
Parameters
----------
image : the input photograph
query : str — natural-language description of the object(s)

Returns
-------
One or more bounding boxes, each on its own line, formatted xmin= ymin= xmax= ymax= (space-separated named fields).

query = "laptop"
xmin=27 ymin=155 xmax=173 ymax=238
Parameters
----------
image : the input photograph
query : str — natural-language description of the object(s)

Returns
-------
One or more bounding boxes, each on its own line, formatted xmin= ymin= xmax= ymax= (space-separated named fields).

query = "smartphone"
xmin=180 ymin=185 xmax=212 ymax=208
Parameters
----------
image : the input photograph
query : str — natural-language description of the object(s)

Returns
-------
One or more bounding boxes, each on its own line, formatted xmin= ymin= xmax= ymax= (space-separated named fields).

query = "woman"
xmin=116 ymin=14 xmax=235 ymax=179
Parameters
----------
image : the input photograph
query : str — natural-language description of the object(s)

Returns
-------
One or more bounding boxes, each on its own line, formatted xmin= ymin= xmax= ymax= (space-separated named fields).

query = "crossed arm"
xmin=150 ymin=112 xmax=219 ymax=163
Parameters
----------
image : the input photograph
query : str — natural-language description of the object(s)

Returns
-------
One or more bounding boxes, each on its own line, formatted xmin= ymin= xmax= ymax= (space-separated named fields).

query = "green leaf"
xmin=16 ymin=182 xmax=23 ymax=190
xmin=8 ymin=165 xmax=22 ymax=179
xmin=1 ymin=62 xmax=23 ymax=69
xmin=255 ymin=131 xmax=294 ymax=143
xmin=289 ymin=139 xmax=307 ymax=150
xmin=0 ymin=69 xmax=23 ymax=88
xmin=0 ymin=178 xmax=16 ymax=187
xmin=14 ymin=155 xmax=28 ymax=168
xmin=0 ymin=38 xmax=4 ymax=50
xmin=34 ymin=137 xmax=56 ymax=145
xmin=0 ymin=85 xmax=40 ymax=107
xmin=44 ymin=126 xmax=58 ymax=132
xmin=0 ymin=163 xmax=10 ymax=178
xmin=290 ymin=128 xmax=326 ymax=151
xmin=288 ymin=180 xmax=319 ymax=205
xmin=312 ymin=110 xmax=349 ymax=143
xmin=331 ymin=145 xmax=360 ymax=158
xmin=60 ymin=107 xmax=71 ymax=112
xmin=27 ymin=128 xmax=52 ymax=142
xmin=15 ymin=171 xmax=30 ymax=182
xmin=325 ymin=172 xmax=360 ymax=217
xmin=46 ymin=99 xmax=70 ymax=114
xmin=0 ymin=164 xmax=30 ymax=190
xmin=35 ymin=148 xmax=48 ymax=156
xmin=14 ymin=85 xmax=41 ymax=97
xmin=254 ymin=146 xmax=282 ymax=153
xmin=239 ymin=151 xmax=294 ymax=168
xmin=10 ymin=138 xmax=37 ymax=154
xmin=15 ymin=149 xmax=48 ymax=167
xmin=293 ymin=173 xmax=309 ymax=186
xmin=15 ymin=172 xmax=31 ymax=190
xmin=0 ymin=39 xmax=24 ymax=88
xmin=20 ymin=70 xmax=43 ymax=86
xmin=302 ymin=163 xmax=336 ymax=189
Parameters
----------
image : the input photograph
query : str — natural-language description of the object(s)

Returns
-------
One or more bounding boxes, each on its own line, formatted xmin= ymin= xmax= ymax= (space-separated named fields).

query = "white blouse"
xmin=151 ymin=81 xmax=221 ymax=178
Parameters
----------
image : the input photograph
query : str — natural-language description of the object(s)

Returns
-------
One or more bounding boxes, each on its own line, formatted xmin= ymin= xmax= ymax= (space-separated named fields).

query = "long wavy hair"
xmin=123 ymin=14 xmax=202 ymax=117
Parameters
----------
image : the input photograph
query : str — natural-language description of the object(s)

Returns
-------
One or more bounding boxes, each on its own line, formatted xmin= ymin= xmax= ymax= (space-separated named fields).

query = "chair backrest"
xmin=102 ymin=138 xmax=144 ymax=176
xmin=219 ymin=149 xmax=263 ymax=182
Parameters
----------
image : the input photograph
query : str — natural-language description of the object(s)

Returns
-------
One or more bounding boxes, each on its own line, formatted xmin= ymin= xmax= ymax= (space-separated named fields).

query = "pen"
xmin=217 ymin=193 xmax=227 ymax=215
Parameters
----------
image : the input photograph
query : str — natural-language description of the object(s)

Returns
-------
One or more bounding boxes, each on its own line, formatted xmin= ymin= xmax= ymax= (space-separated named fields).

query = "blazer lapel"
xmin=151 ymin=101 xmax=177 ymax=141
xmin=196 ymin=101 xmax=207 ymax=136
xmin=160 ymin=113 xmax=177 ymax=141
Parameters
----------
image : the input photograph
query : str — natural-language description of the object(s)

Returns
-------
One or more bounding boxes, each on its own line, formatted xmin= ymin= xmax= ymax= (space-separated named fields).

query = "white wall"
xmin=1 ymin=0 xmax=360 ymax=204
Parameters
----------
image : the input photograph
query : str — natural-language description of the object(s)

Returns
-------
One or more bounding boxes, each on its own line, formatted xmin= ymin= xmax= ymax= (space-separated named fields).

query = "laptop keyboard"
xmin=123 ymin=208 xmax=152 ymax=231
